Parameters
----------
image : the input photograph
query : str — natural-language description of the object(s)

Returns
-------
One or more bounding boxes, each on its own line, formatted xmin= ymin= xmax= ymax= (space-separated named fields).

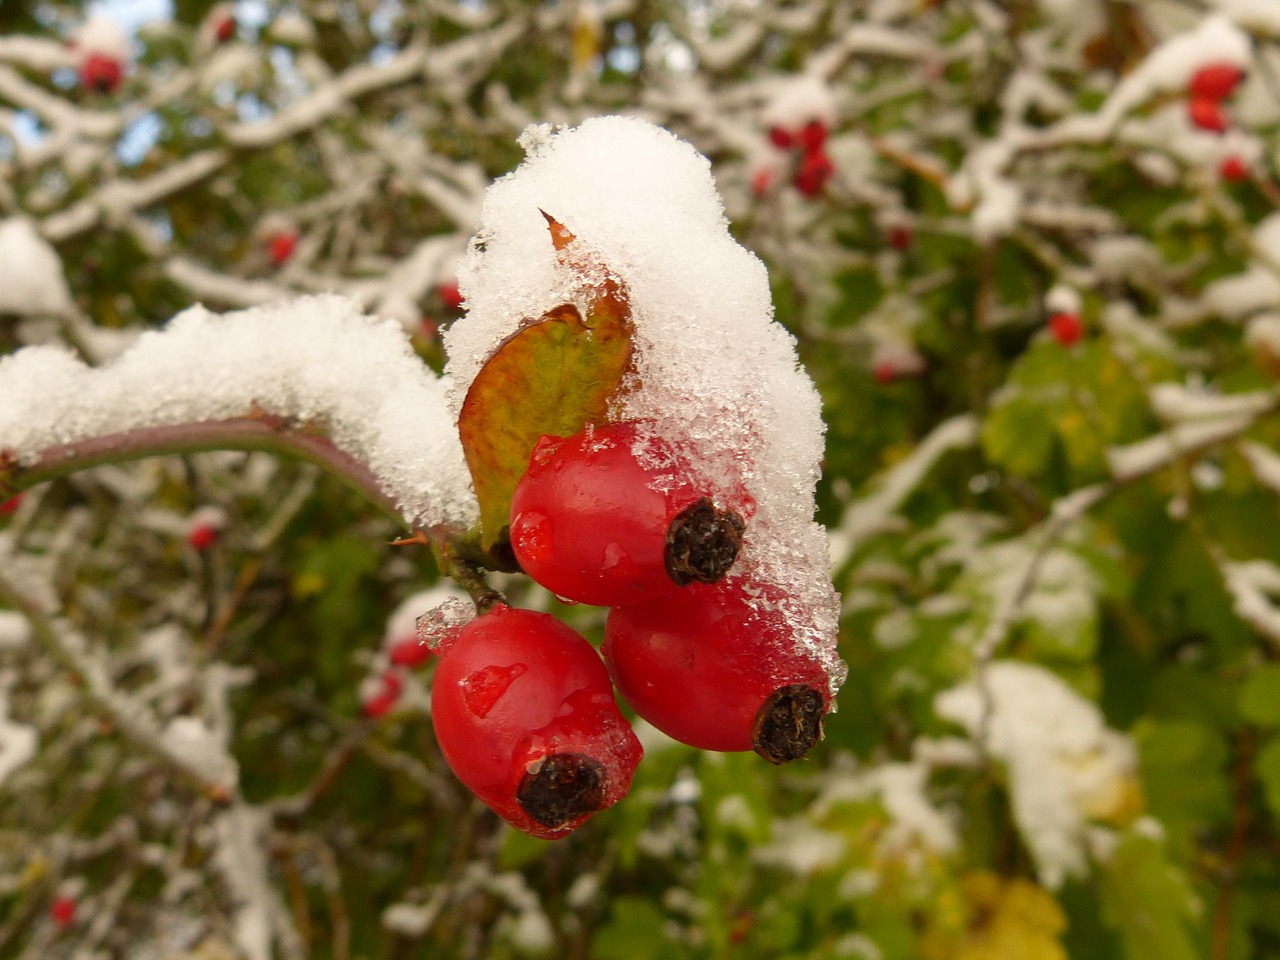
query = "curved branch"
xmin=0 ymin=295 xmax=479 ymax=532
xmin=1 ymin=415 xmax=404 ymax=524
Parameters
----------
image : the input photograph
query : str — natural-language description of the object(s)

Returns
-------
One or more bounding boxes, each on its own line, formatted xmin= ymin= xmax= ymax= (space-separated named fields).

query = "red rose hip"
xmin=1048 ymin=311 xmax=1082 ymax=347
xmin=1187 ymin=97 xmax=1228 ymax=133
xmin=1188 ymin=62 xmax=1244 ymax=101
xmin=509 ymin=422 xmax=746 ymax=607
xmin=603 ymin=578 xmax=831 ymax=763
xmin=796 ymin=119 xmax=829 ymax=153
xmin=267 ymin=230 xmax=297 ymax=266
xmin=438 ymin=278 xmax=465 ymax=311
xmin=793 ymin=149 xmax=834 ymax=197
xmin=80 ymin=53 xmax=122 ymax=94
xmin=50 ymin=895 xmax=76 ymax=928
xmin=1220 ymin=155 xmax=1249 ymax=182
xmin=431 ymin=605 xmax=642 ymax=839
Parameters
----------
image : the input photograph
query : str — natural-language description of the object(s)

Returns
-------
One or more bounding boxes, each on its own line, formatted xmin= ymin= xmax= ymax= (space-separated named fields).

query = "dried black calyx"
xmin=752 ymin=684 xmax=826 ymax=764
xmin=517 ymin=753 xmax=606 ymax=827
xmin=664 ymin=498 xmax=746 ymax=587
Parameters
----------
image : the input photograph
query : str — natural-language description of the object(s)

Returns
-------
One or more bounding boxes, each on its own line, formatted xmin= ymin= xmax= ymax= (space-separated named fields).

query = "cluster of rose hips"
xmin=380 ymin=421 xmax=831 ymax=839
xmin=765 ymin=119 xmax=834 ymax=199
xmin=1182 ymin=61 xmax=1259 ymax=183
xmin=1186 ymin=61 xmax=1244 ymax=136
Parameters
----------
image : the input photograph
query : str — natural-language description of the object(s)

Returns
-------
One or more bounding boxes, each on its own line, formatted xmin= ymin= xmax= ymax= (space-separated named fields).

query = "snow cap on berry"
xmin=71 ymin=15 xmax=130 ymax=65
xmin=1107 ymin=15 xmax=1250 ymax=114
xmin=761 ymin=75 xmax=838 ymax=139
xmin=869 ymin=339 xmax=926 ymax=382
xmin=445 ymin=117 xmax=844 ymax=697
xmin=255 ymin=213 xmax=296 ymax=243
xmin=1045 ymin=285 xmax=1082 ymax=318
xmin=186 ymin=505 xmax=227 ymax=547
xmin=415 ymin=594 xmax=475 ymax=656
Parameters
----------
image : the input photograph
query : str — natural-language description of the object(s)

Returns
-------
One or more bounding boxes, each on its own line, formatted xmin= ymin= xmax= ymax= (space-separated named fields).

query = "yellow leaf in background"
xmin=571 ymin=3 xmax=602 ymax=74
xmin=18 ymin=853 xmax=47 ymax=887
xmin=926 ymin=872 xmax=1068 ymax=960
xmin=292 ymin=571 xmax=326 ymax=599
xmin=1074 ymin=765 xmax=1145 ymax=826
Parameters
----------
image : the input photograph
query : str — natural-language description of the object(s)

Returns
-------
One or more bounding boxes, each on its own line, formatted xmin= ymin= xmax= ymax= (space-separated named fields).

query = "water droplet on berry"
xmin=601 ymin=542 xmax=633 ymax=574
xmin=462 ymin=662 xmax=527 ymax=717
xmin=554 ymin=594 xmax=580 ymax=606
xmin=511 ymin=510 xmax=553 ymax=563
xmin=530 ymin=434 xmax=564 ymax=467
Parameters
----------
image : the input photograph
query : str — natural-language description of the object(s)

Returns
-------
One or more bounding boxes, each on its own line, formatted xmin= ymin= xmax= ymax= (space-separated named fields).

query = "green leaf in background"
xmin=1135 ymin=719 xmax=1231 ymax=857
xmin=458 ymin=214 xmax=633 ymax=550
xmin=1238 ymin=665 xmax=1280 ymax=728
xmin=982 ymin=380 xmax=1060 ymax=478
xmin=982 ymin=341 xmax=1148 ymax=484
xmin=291 ymin=535 xmax=382 ymax=682
xmin=1098 ymin=832 xmax=1200 ymax=960
xmin=1256 ymin=734 xmax=1280 ymax=819
xmin=590 ymin=896 xmax=687 ymax=960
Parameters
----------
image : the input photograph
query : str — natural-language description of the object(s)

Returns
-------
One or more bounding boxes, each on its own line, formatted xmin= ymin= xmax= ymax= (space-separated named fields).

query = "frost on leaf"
xmin=458 ymin=213 xmax=633 ymax=550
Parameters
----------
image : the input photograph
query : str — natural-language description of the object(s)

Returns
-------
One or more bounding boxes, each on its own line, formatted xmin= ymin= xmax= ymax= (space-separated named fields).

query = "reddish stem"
xmin=1 ymin=416 xmax=403 ymax=523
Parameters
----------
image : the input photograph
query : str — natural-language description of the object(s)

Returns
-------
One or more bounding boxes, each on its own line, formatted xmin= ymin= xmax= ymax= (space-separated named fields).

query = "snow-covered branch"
xmin=0 ymin=295 xmax=477 ymax=532
xmin=975 ymin=391 xmax=1280 ymax=663
xmin=830 ymin=414 xmax=980 ymax=565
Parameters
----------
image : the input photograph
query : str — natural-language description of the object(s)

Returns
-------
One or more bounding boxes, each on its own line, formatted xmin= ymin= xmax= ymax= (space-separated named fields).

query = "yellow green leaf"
xmin=925 ymin=873 xmax=1067 ymax=960
xmin=458 ymin=214 xmax=633 ymax=550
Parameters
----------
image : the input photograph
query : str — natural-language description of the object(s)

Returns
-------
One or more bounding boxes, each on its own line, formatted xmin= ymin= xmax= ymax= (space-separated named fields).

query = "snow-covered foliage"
xmin=4 ymin=0 xmax=1280 ymax=957
xmin=936 ymin=662 xmax=1138 ymax=889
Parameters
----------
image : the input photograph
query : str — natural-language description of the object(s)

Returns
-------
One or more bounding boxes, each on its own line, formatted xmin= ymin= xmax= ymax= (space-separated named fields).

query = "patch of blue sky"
xmin=117 ymin=111 xmax=162 ymax=166
xmin=13 ymin=111 xmax=46 ymax=144
xmin=87 ymin=0 xmax=173 ymax=32
xmin=236 ymin=0 xmax=271 ymax=31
